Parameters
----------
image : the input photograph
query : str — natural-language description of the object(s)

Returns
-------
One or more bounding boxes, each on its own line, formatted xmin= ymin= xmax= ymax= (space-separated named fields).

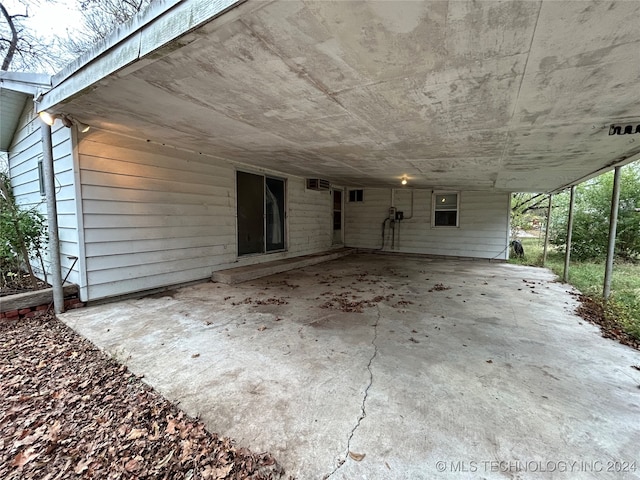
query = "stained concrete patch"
xmin=60 ymin=254 xmax=640 ymax=479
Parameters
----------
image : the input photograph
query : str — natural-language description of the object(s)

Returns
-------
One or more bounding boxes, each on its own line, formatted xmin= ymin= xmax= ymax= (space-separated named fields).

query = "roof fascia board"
xmin=39 ymin=0 xmax=245 ymax=112
xmin=49 ymin=0 xmax=182 ymax=89
xmin=0 ymin=71 xmax=51 ymax=94
xmin=548 ymin=153 xmax=640 ymax=194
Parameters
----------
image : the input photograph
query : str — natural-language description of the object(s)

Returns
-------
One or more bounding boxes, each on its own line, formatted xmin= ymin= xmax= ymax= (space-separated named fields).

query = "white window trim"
xmin=348 ymin=189 xmax=364 ymax=202
xmin=431 ymin=191 xmax=460 ymax=228
xmin=37 ymin=156 xmax=45 ymax=196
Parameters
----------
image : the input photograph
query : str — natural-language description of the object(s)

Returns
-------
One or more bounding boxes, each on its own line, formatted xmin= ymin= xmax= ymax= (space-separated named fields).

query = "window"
xmin=236 ymin=171 xmax=286 ymax=255
xmin=432 ymin=192 xmax=459 ymax=227
xmin=37 ymin=159 xmax=45 ymax=196
xmin=348 ymin=189 xmax=363 ymax=202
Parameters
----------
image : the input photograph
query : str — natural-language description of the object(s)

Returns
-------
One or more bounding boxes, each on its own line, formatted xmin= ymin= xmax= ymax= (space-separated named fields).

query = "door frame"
xmin=235 ymin=169 xmax=287 ymax=257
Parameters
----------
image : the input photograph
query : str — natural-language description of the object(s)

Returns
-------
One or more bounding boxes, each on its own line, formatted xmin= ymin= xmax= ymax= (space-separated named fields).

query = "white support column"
xmin=562 ymin=186 xmax=576 ymax=284
xmin=603 ymin=166 xmax=622 ymax=300
xmin=41 ymin=121 xmax=64 ymax=314
xmin=542 ymin=194 xmax=552 ymax=266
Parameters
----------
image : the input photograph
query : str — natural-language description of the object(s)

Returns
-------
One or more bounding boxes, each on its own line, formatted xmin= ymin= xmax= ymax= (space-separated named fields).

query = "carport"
xmin=60 ymin=253 xmax=640 ymax=479
xmin=4 ymin=0 xmax=640 ymax=306
xmin=6 ymin=2 xmax=640 ymax=476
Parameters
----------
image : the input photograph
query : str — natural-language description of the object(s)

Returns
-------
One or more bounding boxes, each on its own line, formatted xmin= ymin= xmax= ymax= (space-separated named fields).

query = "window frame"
xmin=348 ymin=189 xmax=364 ymax=203
xmin=431 ymin=191 xmax=460 ymax=228
xmin=37 ymin=157 xmax=45 ymax=196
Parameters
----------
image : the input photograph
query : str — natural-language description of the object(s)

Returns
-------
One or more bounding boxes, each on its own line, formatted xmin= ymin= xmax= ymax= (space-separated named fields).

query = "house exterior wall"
xmin=7 ymin=103 xmax=81 ymax=286
xmin=344 ymin=188 xmax=510 ymax=260
xmin=77 ymin=131 xmax=332 ymax=301
xmin=7 ymin=113 xmax=510 ymax=303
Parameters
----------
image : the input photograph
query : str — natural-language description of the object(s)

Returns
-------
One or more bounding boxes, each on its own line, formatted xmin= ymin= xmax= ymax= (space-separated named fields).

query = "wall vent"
xmin=306 ymin=178 xmax=331 ymax=191
xmin=609 ymin=123 xmax=640 ymax=135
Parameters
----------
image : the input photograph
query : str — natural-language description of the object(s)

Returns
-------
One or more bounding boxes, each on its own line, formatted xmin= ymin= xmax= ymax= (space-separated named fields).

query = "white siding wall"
xmin=7 ymin=103 xmax=80 ymax=286
xmin=345 ymin=188 xmax=510 ymax=260
xmin=78 ymin=131 xmax=332 ymax=301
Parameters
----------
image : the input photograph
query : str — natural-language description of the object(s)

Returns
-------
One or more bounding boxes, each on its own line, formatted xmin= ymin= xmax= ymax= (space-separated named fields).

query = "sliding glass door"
xmin=237 ymin=171 xmax=285 ymax=256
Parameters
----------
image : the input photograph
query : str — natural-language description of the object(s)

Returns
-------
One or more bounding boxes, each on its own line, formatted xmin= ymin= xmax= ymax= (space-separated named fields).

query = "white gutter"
xmin=38 ymin=0 xmax=246 ymax=112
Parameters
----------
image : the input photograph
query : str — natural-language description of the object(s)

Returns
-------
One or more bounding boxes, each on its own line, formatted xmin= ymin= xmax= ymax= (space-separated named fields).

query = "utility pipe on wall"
xmin=603 ymin=166 xmax=622 ymax=300
xmin=41 ymin=121 xmax=64 ymax=314
xmin=562 ymin=185 xmax=576 ymax=283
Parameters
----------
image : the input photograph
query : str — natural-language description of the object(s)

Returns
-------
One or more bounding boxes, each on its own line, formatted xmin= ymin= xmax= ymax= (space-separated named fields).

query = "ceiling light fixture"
xmin=60 ymin=115 xmax=73 ymax=128
xmin=75 ymin=120 xmax=91 ymax=133
xmin=38 ymin=111 xmax=91 ymax=132
xmin=401 ymin=176 xmax=408 ymax=185
xmin=38 ymin=111 xmax=56 ymax=126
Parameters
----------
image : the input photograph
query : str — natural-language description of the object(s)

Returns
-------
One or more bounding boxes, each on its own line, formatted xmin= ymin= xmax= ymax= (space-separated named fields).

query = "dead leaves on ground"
xmin=319 ymin=293 xmax=395 ymax=313
xmin=428 ymin=283 xmax=450 ymax=292
xmin=231 ymin=297 xmax=289 ymax=306
xmin=573 ymin=293 xmax=640 ymax=351
xmin=348 ymin=451 xmax=366 ymax=462
xmin=0 ymin=314 xmax=287 ymax=480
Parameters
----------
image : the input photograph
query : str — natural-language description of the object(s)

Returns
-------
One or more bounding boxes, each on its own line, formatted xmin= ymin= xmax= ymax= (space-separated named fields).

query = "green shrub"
xmin=0 ymin=172 xmax=48 ymax=286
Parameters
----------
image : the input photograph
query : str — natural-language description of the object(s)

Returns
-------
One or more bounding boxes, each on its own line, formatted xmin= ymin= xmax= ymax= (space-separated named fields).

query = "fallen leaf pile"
xmin=319 ymin=293 xmax=394 ymax=313
xmin=0 ymin=314 xmax=287 ymax=479
xmin=573 ymin=294 xmax=640 ymax=351
xmin=231 ymin=297 xmax=289 ymax=306
xmin=428 ymin=283 xmax=451 ymax=292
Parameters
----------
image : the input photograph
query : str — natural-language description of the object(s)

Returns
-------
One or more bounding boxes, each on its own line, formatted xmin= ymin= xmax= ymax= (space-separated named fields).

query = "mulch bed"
xmin=0 ymin=271 xmax=50 ymax=297
xmin=573 ymin=293 xmax=640 ymax=351
xmin=0 ymin=314 xmax=288 ymax=479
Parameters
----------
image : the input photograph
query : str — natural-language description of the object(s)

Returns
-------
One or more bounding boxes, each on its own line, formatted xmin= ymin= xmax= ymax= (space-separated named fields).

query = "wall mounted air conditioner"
xmin=306 ymin=178 xmax=331 ymax=191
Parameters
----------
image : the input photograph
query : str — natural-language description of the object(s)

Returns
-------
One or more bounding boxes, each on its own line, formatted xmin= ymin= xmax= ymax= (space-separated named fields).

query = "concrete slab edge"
xmin=212 ymin=249 xmax=354 ymax=285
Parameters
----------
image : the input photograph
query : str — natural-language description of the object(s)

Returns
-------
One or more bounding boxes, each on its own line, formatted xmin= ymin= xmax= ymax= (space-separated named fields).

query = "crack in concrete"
xmin=324 ymin=307 xmax=380 ymax=479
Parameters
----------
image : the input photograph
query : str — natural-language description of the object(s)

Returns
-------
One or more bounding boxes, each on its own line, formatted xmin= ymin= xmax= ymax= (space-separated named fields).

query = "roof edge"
xmin=50 ymin=0 xmax=182 ymax=89
xmin=39 ymin=0 xmax=246 ymax=112
xmin=548 ymin=153 xmax=640 ymax=194
xmin=0 ymin=71 xmax=51 ymax=94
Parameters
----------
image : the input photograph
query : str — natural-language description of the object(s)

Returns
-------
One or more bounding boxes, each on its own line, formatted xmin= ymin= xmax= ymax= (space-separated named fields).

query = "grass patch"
xmin=509 ymin=237 xmax=640 ymax=342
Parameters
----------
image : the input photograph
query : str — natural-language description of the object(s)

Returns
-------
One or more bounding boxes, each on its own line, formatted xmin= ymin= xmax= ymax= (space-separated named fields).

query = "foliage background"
xmin=549 ymin=162 xmax=640 ymax=262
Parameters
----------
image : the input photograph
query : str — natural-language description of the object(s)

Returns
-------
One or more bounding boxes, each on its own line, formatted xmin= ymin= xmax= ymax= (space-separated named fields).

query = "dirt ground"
xmin=0 ymin=269 xmax=49 ymax=297
xmin=0 ymin=314 xmax=288 ymax=480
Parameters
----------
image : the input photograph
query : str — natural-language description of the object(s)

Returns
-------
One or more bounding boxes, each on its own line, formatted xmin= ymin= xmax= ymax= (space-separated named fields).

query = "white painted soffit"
xmin=0 ymin=72 xmax=51 ymax=152
xmin=37 ymin=0 xmax=640 ymax=192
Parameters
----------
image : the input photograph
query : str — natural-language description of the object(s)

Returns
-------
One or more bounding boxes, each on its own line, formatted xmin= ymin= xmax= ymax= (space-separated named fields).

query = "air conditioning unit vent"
xmin=306 ymin=178 xmax=331 ymax=191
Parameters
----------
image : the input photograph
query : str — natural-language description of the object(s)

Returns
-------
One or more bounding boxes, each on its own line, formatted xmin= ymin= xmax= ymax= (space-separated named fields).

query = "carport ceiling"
xmin=46 ymin=0 xmax=640 ymax=191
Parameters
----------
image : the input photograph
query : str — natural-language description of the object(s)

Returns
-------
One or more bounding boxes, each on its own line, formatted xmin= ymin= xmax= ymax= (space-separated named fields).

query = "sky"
xmin=3 ymin=0 xmax=84 ymax=71
xmin=5 ymin=0 xmax=82 ymax=40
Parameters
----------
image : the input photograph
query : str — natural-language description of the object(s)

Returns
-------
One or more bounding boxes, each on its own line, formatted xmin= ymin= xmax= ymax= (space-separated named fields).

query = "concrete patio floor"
xmin=60 ymin=254 xmax=640 ymax=480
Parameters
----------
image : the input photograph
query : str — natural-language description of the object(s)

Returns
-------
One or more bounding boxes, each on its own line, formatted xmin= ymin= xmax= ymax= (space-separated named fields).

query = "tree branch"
xmin=512 ymin=193 xmax=546 ymax=212
xmin=0 ymin=2 xmax=19 ymax=70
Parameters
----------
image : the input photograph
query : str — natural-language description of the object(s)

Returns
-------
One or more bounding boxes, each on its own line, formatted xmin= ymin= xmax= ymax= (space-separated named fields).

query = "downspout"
xmin=603 ymin=166 xmax=621 ymax=301
xmin=562 ymin=186 xmax=576 ymax=283
xmin=41 ymin=121 xmax=64 ymax=313
xmin=542 ymin=194 xmax=552 ymax=266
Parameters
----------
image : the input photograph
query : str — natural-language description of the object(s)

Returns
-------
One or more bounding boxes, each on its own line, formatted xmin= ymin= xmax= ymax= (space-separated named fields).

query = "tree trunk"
xmin=0 ymin=3 xmax=19 ymax=71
